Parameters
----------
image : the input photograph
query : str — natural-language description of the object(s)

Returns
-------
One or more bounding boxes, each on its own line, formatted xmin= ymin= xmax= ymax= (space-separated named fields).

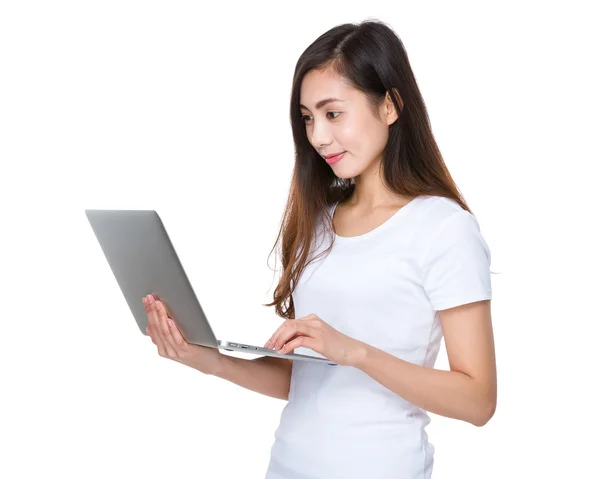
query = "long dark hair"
xmin=264 ymin=19 xmax=482 ymax=319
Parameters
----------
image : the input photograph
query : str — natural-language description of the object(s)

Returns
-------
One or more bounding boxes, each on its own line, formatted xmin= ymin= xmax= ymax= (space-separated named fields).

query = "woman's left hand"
xmin=264 ymin=314 xmax=366 ymax=367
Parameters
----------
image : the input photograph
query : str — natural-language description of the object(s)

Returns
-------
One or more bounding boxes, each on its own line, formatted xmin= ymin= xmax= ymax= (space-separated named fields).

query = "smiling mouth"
xmin=324 ymin=152 xmax=346 ymax=164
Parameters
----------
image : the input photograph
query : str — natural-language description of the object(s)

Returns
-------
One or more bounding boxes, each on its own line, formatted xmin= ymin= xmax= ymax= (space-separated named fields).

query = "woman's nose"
xmin=311 ymin=125 xmax=332 ymax=149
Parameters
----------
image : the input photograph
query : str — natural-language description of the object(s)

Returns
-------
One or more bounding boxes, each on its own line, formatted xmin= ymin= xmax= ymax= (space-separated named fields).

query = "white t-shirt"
xmin=265 ymin=195 xmax=493 ymax=479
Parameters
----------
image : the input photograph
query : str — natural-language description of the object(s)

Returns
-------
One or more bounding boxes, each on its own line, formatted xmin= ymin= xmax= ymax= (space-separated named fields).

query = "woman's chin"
xmin=331 ymin=164 xmax=359 ymax=180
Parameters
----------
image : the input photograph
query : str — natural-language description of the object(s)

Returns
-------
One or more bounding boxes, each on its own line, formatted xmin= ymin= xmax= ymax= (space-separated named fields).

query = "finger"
xmin=147 ymin=326 xmax=163 ymax=350
xmin=144 ymin=297 xmax=171 ymax=357
xmin=143 ymin=297 xmax=161 ymax=348
xmin=264 ymin=315 xmax=318 ymax=349
xmin=165 ymin=315 xmax=187 ymax=348
xmin=264 ymin=318 xmax=293 ymax=349
xmin=146 ymin=326 xmax=156 ymax=344
xmin=266 ymin=319 xmax=295 ymax=350
xmin=155 ymin=300 xmax=186 ymax=351
xmin=278 ymin=335 xmax=318 ymax=356
xmin=272 ymin=320 xmax=314 ymax=352
xmin=150 ymin=299 xmax=178 ymax=357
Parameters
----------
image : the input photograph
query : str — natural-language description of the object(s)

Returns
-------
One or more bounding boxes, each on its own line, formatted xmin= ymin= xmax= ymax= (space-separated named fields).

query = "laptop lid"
xmin=85 ymin=209 xmax=220 ymax=348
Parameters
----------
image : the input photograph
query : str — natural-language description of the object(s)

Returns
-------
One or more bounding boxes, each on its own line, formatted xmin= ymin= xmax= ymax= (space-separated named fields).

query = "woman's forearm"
xmin=211 ymin=354 xmax=292 ymax=401
xmin=354 ymin=344 xmax=496 ymax=426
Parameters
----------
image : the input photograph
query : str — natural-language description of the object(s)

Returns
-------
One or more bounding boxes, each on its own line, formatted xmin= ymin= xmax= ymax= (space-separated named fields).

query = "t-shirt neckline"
xmin=330 ymin=196 xmax=422 ymax=242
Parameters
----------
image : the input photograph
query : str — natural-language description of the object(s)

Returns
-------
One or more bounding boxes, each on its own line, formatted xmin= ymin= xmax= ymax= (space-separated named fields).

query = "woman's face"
xmin=299 ymin=67 xmax=398 ymax=179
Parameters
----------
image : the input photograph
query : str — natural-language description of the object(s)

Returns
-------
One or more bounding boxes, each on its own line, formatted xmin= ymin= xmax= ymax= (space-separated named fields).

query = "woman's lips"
xmin=325 ymin=151 xmax=346 ymax=165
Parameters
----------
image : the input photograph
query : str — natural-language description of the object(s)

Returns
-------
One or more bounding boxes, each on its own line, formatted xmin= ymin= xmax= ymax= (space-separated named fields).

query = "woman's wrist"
xmin=348 ymin=340 xmax=370 ymax=368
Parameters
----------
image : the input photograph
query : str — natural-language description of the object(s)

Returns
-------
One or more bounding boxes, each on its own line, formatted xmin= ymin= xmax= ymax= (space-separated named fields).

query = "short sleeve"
xmin=420 ymin=210 xmax=492 ymax=311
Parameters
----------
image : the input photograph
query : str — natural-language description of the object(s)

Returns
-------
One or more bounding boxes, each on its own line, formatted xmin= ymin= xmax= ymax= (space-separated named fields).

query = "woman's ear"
xmin=385 ymin=88 xmax=403 ymax=125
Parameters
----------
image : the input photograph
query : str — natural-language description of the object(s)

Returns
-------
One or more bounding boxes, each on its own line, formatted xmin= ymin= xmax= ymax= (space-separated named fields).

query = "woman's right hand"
xmin=143 ymin=294 xmax=223 ymax=375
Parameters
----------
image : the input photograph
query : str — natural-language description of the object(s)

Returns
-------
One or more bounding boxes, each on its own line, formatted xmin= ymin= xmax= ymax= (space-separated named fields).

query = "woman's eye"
xmin=301 ymin=112 xmax=341 ymax=122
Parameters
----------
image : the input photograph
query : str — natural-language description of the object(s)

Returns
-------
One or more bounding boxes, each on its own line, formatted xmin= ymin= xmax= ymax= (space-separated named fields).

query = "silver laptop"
xmin=85 ymin=209 xmax=337 ymax=366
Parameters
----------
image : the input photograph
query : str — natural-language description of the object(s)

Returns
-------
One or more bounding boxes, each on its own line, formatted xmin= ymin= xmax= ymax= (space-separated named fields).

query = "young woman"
xmin=143 ymin=18 xmax=497 ymax=479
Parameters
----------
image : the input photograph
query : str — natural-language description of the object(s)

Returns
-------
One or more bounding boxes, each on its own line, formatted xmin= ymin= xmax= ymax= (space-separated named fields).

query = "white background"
xmin=1 ymin=1 xmax=598 ymax=477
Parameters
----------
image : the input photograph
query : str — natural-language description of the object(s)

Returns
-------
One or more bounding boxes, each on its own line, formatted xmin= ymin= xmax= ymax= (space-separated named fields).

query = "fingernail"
xmin=265 ymin=340 xmax=272 ymax=348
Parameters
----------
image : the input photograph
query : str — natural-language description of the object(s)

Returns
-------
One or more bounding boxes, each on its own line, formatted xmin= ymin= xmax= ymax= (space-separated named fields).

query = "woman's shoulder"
xmin=418 ymin=195 xmax=475 ymax=222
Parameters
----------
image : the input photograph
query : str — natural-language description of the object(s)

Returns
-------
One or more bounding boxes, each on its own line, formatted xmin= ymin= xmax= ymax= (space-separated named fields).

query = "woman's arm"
xmin=212 ymin=355 xmax=293 ymax=401
xmin=354 ymin=300 xmax=496 ymax=426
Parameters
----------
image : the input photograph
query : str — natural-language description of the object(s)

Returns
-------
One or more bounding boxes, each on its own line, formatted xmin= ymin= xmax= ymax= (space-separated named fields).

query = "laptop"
xmin=85 ymin=209 xmax=337 ymax=366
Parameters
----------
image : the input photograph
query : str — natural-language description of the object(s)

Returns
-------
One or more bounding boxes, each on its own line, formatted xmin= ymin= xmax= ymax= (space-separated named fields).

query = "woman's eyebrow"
xmin=299 ymin=98 xmax=345 ymax=110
